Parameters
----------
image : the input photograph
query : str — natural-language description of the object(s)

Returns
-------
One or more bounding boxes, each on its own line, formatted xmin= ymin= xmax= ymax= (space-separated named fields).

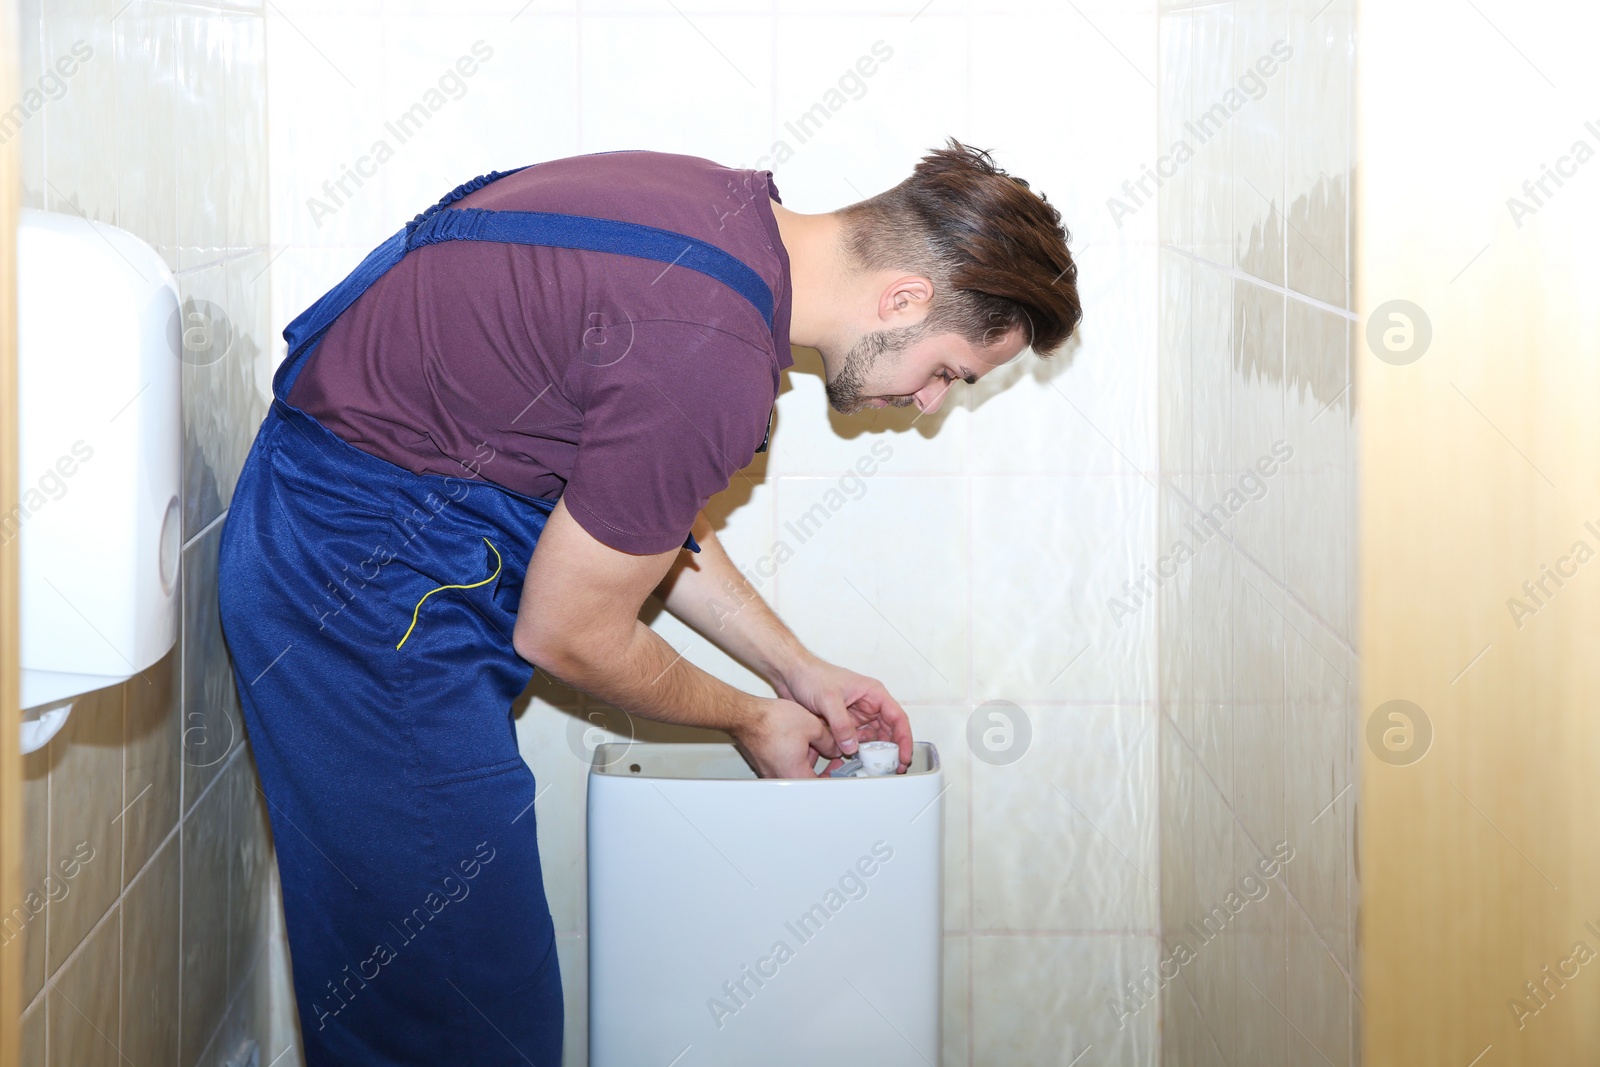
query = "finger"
xmin=875 ymin=690 xmax=915 ymax=769
xmin=804 ymin=717 xmax=839 ymax=777
xmin=810 ymin=719 xmax=844 ymax=762
xmin=853 ymin=688 xmax=915 ymax=769
xmin=812 ymin=694 xmax=860 ymax=757
xmin=812 ymin=751 xmax=845 ymax=777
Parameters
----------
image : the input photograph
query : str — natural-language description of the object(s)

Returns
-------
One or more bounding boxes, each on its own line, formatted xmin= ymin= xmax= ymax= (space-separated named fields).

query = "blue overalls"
xmin=217 ymin=164 xmax=776 ymax=1066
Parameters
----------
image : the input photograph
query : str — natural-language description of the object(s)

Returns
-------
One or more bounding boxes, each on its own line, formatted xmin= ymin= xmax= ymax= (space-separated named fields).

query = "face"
xmin=824 ymin=318 xmax=1028 ymax=416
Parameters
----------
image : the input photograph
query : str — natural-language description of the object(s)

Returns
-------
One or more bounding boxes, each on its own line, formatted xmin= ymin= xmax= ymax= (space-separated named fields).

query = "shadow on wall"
xmin=691 ymin=329 xmax=1083 ymax=537
xmin=796 ymin=329 xmax=1082 ymax=443
xmin=1234 ymin=171 xmax=1351 ymax=404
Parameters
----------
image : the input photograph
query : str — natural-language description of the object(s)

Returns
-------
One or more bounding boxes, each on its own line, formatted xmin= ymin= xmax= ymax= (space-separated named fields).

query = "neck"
xmin=768 ymin=199 xmax=851 ymax=351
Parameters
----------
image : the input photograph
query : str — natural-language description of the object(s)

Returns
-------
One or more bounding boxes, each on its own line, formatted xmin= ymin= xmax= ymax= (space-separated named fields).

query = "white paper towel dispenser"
xmin=12 ymin=209 xmax=182 ymax=752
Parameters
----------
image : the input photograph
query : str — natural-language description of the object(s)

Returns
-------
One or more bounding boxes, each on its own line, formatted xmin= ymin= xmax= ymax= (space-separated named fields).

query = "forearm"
xmin=533 ymin=613 xmax=764 ymax=735
xmin=653 ymin=515 xmax=814 ymax=691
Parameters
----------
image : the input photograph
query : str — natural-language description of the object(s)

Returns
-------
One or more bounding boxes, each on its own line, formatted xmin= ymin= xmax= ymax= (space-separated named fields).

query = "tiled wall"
xmin=1154 ymin=0 xmax=1359 ymax=1064
xmin=265 ymin=0 xmax=1164 ymax=1063
xmin=13 ymin=0 xmax=297 ymax=1064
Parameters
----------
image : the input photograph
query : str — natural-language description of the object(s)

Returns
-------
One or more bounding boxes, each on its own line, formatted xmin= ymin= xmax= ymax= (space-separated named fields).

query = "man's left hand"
xmin=775 ymin=656 xmax=914 ymax=773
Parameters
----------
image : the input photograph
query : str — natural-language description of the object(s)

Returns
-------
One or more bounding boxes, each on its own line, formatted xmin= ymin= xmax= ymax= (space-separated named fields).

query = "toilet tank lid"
xmin=589 ymin=741 xmax=940 ymax=780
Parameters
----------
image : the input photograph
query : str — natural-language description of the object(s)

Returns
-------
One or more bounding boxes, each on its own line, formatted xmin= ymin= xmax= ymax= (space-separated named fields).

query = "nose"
xmin=913 ymin=382 xmax=949 ymax=415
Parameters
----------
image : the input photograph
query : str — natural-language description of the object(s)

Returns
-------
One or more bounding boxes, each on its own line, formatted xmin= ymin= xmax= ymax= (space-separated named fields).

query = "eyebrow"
xmin=958 ymin=365 xmax=976 ymax=385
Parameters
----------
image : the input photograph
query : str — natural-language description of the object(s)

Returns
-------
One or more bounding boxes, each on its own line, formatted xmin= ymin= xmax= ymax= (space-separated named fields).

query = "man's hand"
xmin=651 ymin=514 xmax=917 ymax=776
xmin=729 ymin=698 xmax=842 ymax=778
xmin=775 ymin=655 xmax=914 ymax=774
xmin=518 ymin=502 xmax=915 ymax=781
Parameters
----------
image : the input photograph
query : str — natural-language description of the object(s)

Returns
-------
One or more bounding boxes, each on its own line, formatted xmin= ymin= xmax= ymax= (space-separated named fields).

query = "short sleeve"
xmin=562 ymin=319 xmax=775 ymax=555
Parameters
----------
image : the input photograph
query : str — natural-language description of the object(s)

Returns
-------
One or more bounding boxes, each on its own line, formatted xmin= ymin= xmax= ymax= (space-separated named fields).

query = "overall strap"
xmin=281 ymin=167 xmax=527 ymax=362
xmin=276 ymin=167 xmax=777 ymax=401
xmin=406 ymin=208 xmax=776 ymax=333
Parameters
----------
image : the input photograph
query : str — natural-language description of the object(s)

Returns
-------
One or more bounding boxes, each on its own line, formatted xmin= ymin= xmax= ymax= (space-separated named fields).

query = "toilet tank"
xmin=587 ymin=742 xmax=944 ymax=1066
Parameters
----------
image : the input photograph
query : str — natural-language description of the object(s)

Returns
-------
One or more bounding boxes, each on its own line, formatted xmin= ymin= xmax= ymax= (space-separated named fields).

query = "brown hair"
xmin=836 ymin=138 xmax=1080 ymax=358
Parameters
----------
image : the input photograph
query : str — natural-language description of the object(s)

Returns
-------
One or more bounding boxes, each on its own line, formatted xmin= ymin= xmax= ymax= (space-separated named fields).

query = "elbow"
xmin=514 ymin=620 xmax=604 ymax=685
xmin=513 ymin=621 xmax=570 ymax=675
xmin=514 ymin=600 xmax=636 ymax=683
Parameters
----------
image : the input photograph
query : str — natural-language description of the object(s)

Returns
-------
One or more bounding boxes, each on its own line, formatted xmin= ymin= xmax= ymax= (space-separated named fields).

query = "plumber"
xmin=217 ymin=140 xmax=1080 ymax=1066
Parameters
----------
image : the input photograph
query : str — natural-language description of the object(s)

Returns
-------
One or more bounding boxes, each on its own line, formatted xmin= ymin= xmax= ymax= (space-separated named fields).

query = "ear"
xmin=878 ymin=274 xmax=934 ymax=324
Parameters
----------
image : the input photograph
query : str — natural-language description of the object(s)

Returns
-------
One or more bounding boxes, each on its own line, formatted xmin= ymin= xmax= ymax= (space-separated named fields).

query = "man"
xmin=217 ymin=139 xmax=1079 ymax=1065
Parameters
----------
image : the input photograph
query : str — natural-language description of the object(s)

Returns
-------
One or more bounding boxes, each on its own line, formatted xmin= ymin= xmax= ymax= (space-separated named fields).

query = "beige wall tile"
xmin=1159 ymin=714 xmax=1197 ymax=938
xmin=1228 ymin=278 xmax=1287 ymax=580
xmin=121 ymin=833 xmax=180 ymax=1067
xmin=20 ymin=997 xmax=45 ymax=1067
xmin=112 ymin=0 xmax=177 ymax=256
xmin=47 ymin=903 xmax=120 ymax=1067
xmin=1287 ymin=900 xmax=1351 ymax=1066
xmin=1229 ymin=564 xmax=1286 ymax=852
xmin=40 ymin=0 xmax=118 ymax=223
xmin=1231 ymin=829 xmax=1288 ymax=1067
xmin=199 ymin=923 xmax=296 ymax=1067
xmin=1285 ymin=0 xmax=1351 ymax=309
xmin=1284 ymin=621 xmax=1351 ymax=974
xmin=182 ymin=757 xmax=232 ymax=1067
xmin=265 ymin=933 xmax=305 ymax=1066
xmin=973 ymin=707 xmax=1157 ymax=933
xmin=972 ymin=477 xmax=1156 ymax=705
xmin=229 ymin=748 xmax=276 ymax=996
xmin=46 ymin=682 xmax=124 ymax=975
xmin=125 ymin=648 xmax=181 ymax=886
xmin=225 ymin=13 xmax=268 ymax=249
xmin=183 ymin=523 xmax=244 ymax=811
xmin=1284 ymin=299 xmax=1352 ymax=637
xmin=172 ymin=6 xmax=228 ymax=267
xmin=181 ymin=252 xmax=271 ymax=538
xmin=1229 ymin=0 xmax=1288 ymax=289
xmin=1190 ymin=4 xmax=1238 ymax=265
xmin=942 ymin=933 xmax=970 ymax=1067
xmin=1160 ymin=251 xmax=1195 ymax=478
xmin=774 ymin=476 xmax=970 ymax=705
xmin=1189 ymin=262 xmax=1235 ymax=483
xmin=556 ymin=932 xmax=585 ymax=1067
xmin=972 ymin=934 xmax=1157 ymax=1065
xmin=16 ymin=739 xmax=51 ymax=1006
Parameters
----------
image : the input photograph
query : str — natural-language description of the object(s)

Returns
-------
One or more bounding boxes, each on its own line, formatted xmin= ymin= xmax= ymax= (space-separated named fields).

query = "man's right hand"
xmin=730 ymin=698 xmax=843 ymax=779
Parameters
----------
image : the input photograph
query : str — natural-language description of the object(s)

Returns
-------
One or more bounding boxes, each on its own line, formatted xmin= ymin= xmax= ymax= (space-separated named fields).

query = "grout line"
xmin=960 ymin=222 xmax=978 ymax=1060
xmin=18 ymin=741 xmax=249 ymax=1022
xmin=183 ymin=507 xmax=229 ymax=552
xmin=1160 ymin=702 xmax=1360 ymax=1000
xmin=178 ymin=552 xmax=187 ymax=1060
xmin=120 ymin=681 xmax=129 ymax=1058
xmin=1163 ymin=242 xmax=1359 ymax=323
xmin=194 ymin=914 xmax=276 ymax=1067
xmin=1282 ymin=859 xmax=1363 ymax=1006
xmin=1174 ymin=963 xmax=1231 ymax=1067
xmin=170 ymin=246 xmax=264 ymax=278
xmin=1161 ymin=473 xmax=1355 ymax=657
xmin=965 ymin=928 xmax=1164 ymax=937
xmin=1278 ymin=68 xmax=1292 ymax=1057
xmin=1145 ymin=9 xmax=1167 ymax=1030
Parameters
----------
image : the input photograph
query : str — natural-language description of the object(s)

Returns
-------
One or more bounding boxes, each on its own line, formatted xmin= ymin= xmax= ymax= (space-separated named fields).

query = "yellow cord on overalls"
xmin=396 ymin=537 xmax=504 ymax=650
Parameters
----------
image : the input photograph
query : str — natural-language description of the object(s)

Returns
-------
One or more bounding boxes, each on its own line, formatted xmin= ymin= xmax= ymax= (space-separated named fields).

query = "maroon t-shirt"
xmin=285 ymin=150 xmax=794 ymax=554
